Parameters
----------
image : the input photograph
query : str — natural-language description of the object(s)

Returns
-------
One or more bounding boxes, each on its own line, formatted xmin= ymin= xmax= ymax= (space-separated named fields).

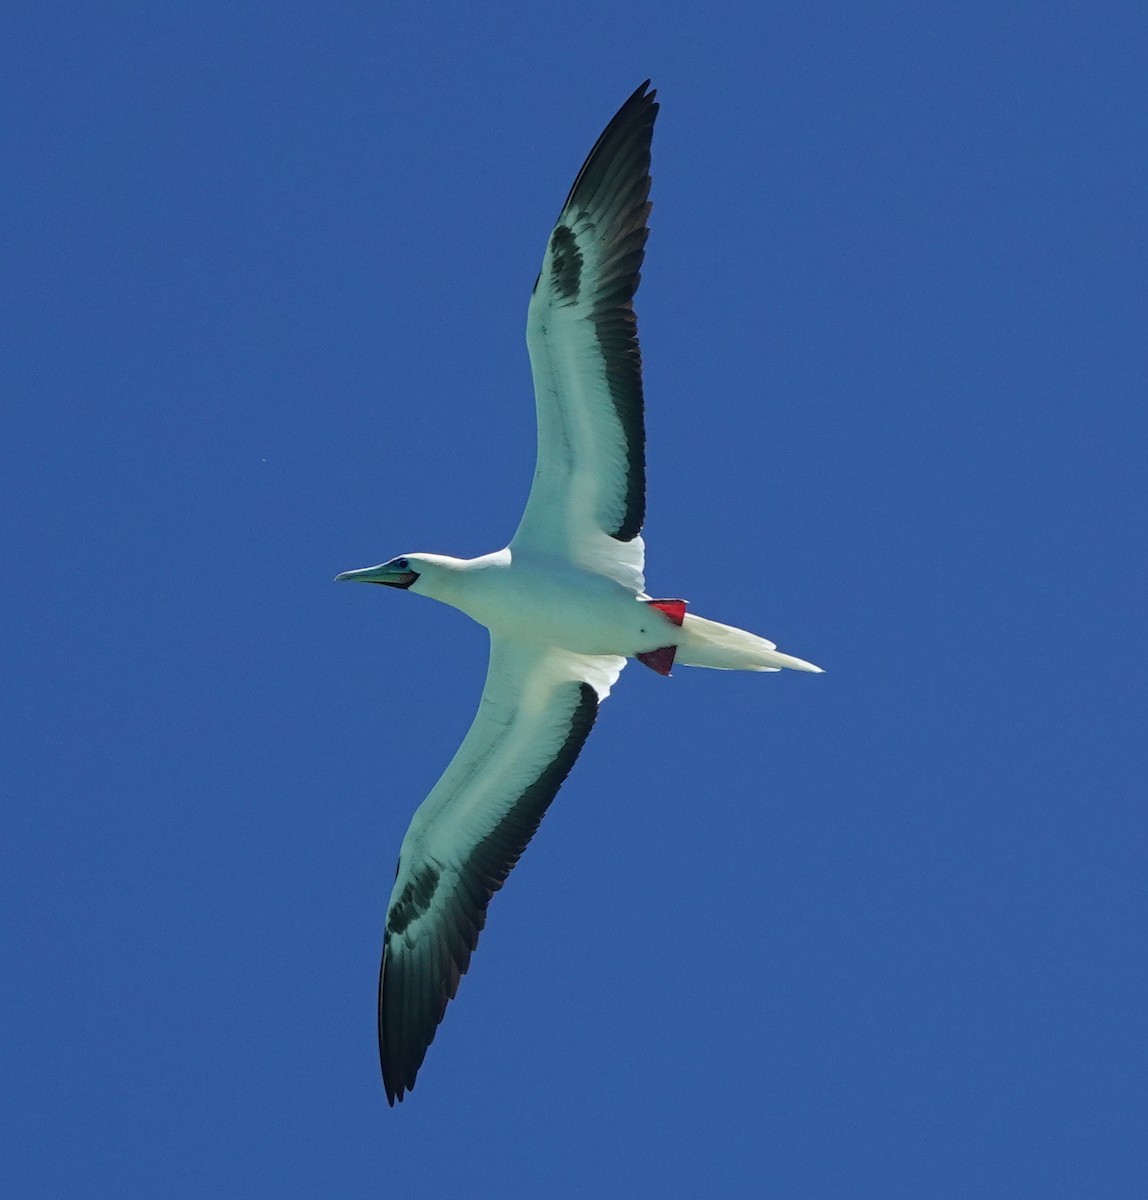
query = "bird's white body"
xmin=408 ymin=549 xmax=821 ymax=672
xmin=408 ymin=549 xmax=632 ymax=652
xmin=336 ymin=83 xmax=822 ymax=1103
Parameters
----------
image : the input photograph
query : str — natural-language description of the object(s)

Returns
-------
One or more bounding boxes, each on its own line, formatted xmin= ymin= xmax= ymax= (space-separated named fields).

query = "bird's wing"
xmin=511 ymin=81 xmax=658 ymax=593
xmin=378 ymin=636 xmax=625 ymax=1103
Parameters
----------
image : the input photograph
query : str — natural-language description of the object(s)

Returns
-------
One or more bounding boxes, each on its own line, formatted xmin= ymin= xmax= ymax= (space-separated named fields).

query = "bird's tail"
xmin=674 ymin=613 xmax=823 ymax=673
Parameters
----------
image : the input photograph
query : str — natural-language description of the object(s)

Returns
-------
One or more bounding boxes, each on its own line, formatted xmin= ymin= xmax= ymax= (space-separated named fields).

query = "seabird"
xmin=337 ymin=81 xmax=822 ymax=1104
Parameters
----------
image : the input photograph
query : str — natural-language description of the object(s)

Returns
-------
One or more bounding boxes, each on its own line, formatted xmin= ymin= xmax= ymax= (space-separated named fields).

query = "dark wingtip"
xmin=558 ymin=81 xmax=659 ymax=217
xmin=380 ymin=956 xmax=405 ymax=1106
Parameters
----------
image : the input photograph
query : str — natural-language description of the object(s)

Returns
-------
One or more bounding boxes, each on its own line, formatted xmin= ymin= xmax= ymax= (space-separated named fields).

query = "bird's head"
xmin=335 ymin=553 xmax=472 ymax=600
xmin=334 ymin=554 xmax=426 ymax=591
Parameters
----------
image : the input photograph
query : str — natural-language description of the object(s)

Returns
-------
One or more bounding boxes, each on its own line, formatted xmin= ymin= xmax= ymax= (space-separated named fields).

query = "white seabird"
xmin=337 ymin=81 xmax=822 ymax=1104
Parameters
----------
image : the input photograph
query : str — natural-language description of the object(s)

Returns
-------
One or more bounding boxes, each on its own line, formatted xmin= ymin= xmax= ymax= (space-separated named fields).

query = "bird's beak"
xmin=334 ymin=564 xmax=420 ymax=589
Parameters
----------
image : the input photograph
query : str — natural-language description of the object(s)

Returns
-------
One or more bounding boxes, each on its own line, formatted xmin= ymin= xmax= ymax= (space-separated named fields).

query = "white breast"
xmin=445 ymin=551 xmax=661 ymax=657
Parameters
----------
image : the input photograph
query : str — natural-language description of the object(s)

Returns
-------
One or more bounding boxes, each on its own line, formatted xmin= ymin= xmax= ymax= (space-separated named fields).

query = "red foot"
xmin=645 ymin=598 xmax=687 ymax=626
xmin=637 ymin=645 xmax=677 ymax=676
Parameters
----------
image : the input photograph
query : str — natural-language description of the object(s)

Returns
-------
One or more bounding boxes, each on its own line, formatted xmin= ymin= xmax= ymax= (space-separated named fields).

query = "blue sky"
xmin=5 ymin=2 xmax=1145 ymax=1196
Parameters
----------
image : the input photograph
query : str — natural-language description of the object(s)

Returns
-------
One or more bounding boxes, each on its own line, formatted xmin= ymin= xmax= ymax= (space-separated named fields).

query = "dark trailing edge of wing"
xmin=556 ymin=81 xmax=657 ymax=543
xmin=378 ymin=682 xmax=600 ymax=1104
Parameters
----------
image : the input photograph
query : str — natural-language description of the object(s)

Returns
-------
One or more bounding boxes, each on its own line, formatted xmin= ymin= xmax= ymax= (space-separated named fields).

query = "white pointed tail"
xmin=674 ymin=614 xmax=823 ymax=673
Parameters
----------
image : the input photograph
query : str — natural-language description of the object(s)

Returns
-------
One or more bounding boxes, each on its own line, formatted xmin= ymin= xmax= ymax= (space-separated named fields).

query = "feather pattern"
xmin=378 ymin=639 xmax=623 ymax=1103
xmin=513 ymin=81 xmax=658 ymax=592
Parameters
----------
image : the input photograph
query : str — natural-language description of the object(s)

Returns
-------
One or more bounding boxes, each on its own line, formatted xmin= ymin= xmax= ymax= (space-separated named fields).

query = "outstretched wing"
xmin=378 ymin=638 xmax=624 ymax=1103
xmin=511 ymin=81 xmax=658 ymax=592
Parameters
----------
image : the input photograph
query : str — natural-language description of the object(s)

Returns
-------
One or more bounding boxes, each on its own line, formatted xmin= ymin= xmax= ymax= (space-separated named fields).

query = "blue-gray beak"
xmin=334 ymin=563 xmax=420 ymax=589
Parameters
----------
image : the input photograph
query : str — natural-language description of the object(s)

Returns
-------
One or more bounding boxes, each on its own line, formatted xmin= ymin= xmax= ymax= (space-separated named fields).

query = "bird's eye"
xmin=394 ymin=558 xmax=409 ymax=570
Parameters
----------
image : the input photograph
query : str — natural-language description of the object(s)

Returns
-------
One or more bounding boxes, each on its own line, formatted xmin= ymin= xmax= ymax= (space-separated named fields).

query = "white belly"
xmin=449 ymin=552 xmax=674 ymax=656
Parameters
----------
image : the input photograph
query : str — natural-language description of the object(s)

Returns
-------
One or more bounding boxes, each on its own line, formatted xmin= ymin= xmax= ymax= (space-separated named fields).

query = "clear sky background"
xmin=5 ymin=2 xmax=1145 ymax=1197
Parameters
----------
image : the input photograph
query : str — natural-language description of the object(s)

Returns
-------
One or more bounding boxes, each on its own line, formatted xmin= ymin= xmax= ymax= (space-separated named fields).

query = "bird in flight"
xmin=337 ymin=81 xmax=822 ymax=1104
